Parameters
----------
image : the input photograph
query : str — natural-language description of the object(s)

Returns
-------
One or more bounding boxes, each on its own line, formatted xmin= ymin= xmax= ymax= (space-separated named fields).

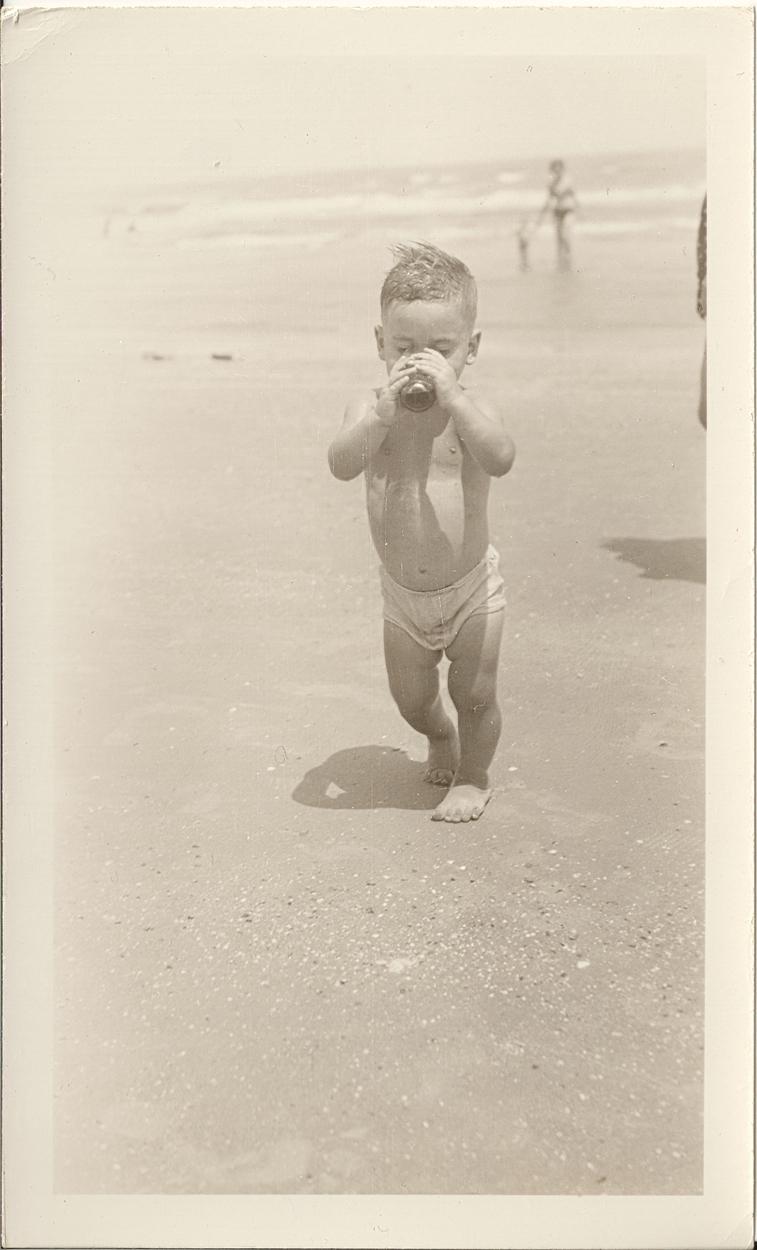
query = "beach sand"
xmin=49 ymin=210 xmax=705 ymax=1193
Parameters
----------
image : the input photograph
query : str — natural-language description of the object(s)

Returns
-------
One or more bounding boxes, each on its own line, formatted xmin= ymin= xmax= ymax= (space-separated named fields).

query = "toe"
xmin=432 ymin=786 xmax=491 ymax=824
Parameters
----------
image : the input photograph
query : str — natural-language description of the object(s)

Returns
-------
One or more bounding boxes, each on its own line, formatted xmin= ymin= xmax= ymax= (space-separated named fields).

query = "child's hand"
xmin=375 ymin=357 xmax=416 ymax=425
xmin=410 ymin=350 xmax=461 ymax=406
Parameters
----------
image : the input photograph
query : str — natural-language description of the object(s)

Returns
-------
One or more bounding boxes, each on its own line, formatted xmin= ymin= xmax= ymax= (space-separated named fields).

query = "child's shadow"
xmin=292 ymin=745 xmax=438 ymax=811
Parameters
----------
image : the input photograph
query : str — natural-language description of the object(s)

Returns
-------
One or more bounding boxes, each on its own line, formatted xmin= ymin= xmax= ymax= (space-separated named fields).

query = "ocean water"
xmin=107 ymin=148 xmax=705 ymax=252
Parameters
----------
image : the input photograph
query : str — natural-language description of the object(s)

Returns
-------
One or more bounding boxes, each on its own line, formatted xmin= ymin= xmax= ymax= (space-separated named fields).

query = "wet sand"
xmin=52 ymin=219 xmax=705 ymax=1193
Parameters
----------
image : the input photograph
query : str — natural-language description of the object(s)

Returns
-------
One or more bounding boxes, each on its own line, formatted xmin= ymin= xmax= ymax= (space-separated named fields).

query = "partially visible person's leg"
xmin=556 ymin=213 xmax=572 ymax=268
xmin=383 ymin=621 xmax=459 ymax=785
xmin=563 ymin=213 xmax=573 ymax=263
xmin=698 ymin=339 xmax=707 ymax=428
xmin=432 ymin=609 xmax=505 ymax=822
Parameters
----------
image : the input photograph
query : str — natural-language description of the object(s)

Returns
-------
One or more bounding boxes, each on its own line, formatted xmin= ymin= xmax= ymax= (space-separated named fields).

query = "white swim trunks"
xmin=380 ymin=546 xmax=506 ymax=652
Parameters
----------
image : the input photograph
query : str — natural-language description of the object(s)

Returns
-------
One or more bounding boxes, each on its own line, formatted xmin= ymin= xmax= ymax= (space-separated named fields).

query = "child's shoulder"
xmin=342 ymin=387 xmax=379 ymax=424
xmin=466 ymin=385 xmax=505 ymax=418
xmin=345 ymin=386 xmax=379 ymax=412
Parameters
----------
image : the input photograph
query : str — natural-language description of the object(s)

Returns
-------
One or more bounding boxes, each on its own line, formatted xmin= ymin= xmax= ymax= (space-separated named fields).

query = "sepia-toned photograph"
xmin=2 ymin=5 xmax=753 ymax=1247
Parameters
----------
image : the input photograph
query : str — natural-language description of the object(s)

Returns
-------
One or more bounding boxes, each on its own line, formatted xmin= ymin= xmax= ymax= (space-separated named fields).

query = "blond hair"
xmin=380 ymin=242 xmax=477 ymax=326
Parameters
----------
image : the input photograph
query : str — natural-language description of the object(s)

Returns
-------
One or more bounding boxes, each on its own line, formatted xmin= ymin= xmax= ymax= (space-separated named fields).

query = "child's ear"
xmin=374 ymin=324 xmax=386 ymax=360
xmin=466 ymin=330 xmax=482 ymax=365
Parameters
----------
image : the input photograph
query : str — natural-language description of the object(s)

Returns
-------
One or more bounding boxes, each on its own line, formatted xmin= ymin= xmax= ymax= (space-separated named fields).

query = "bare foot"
xmin=431 ymin=782 xmax=492 ymax=822
xmin=424 ymin=729 xmax=460 ymax=787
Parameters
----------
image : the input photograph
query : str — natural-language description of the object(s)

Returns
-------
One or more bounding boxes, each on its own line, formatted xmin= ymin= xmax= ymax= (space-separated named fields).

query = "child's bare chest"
xmin=381 ymin=415 xmax=465 ymax=480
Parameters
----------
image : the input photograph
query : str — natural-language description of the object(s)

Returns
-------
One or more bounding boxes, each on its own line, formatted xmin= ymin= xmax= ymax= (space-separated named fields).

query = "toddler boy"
xmin=328 ymin=243 xmax=515 ymax=822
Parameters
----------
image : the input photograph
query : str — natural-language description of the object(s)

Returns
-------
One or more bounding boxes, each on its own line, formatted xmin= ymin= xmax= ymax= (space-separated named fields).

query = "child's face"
xmin=375 ymin=299 xmax=480 ymax=378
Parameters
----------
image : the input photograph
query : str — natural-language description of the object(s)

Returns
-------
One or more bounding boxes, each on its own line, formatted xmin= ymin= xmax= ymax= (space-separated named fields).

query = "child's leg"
xmin=383 ymin=621 xmax=459 ymax=785
xmin=556 ymin=214 xmax=572 ymax=266
xmin=432 ymin=610 xmax=504 ymax=822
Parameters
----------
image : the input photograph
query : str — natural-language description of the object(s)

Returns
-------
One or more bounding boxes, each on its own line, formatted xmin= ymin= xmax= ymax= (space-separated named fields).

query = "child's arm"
xmin=445 ymin=389 xmax=515 ymax=477
xmin=327 ymin=395 xmax=391 ymax=481
xmin=328 ymin=359 xmax=415 ymax=480
xmin=535 ymin=194 xmax=552 ymax=225
xmin=411 ymin=350 xmax=515 ymax=478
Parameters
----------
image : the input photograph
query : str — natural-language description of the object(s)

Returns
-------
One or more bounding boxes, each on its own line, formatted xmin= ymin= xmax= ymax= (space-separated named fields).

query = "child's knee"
xmin=388 ymin=673 xmax=437 ymax=722
xmin=466 ymin=691 xmax=499 ymax=720
xmin=449 ymin=671 xmax=498 ymax=716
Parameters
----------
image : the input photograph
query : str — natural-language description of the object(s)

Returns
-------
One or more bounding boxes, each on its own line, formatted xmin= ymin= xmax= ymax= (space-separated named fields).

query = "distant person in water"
xmin=537 ymin=159 xmax=579 ymax=269
xmin=696 ymin=195 xmax=707 ymax=428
